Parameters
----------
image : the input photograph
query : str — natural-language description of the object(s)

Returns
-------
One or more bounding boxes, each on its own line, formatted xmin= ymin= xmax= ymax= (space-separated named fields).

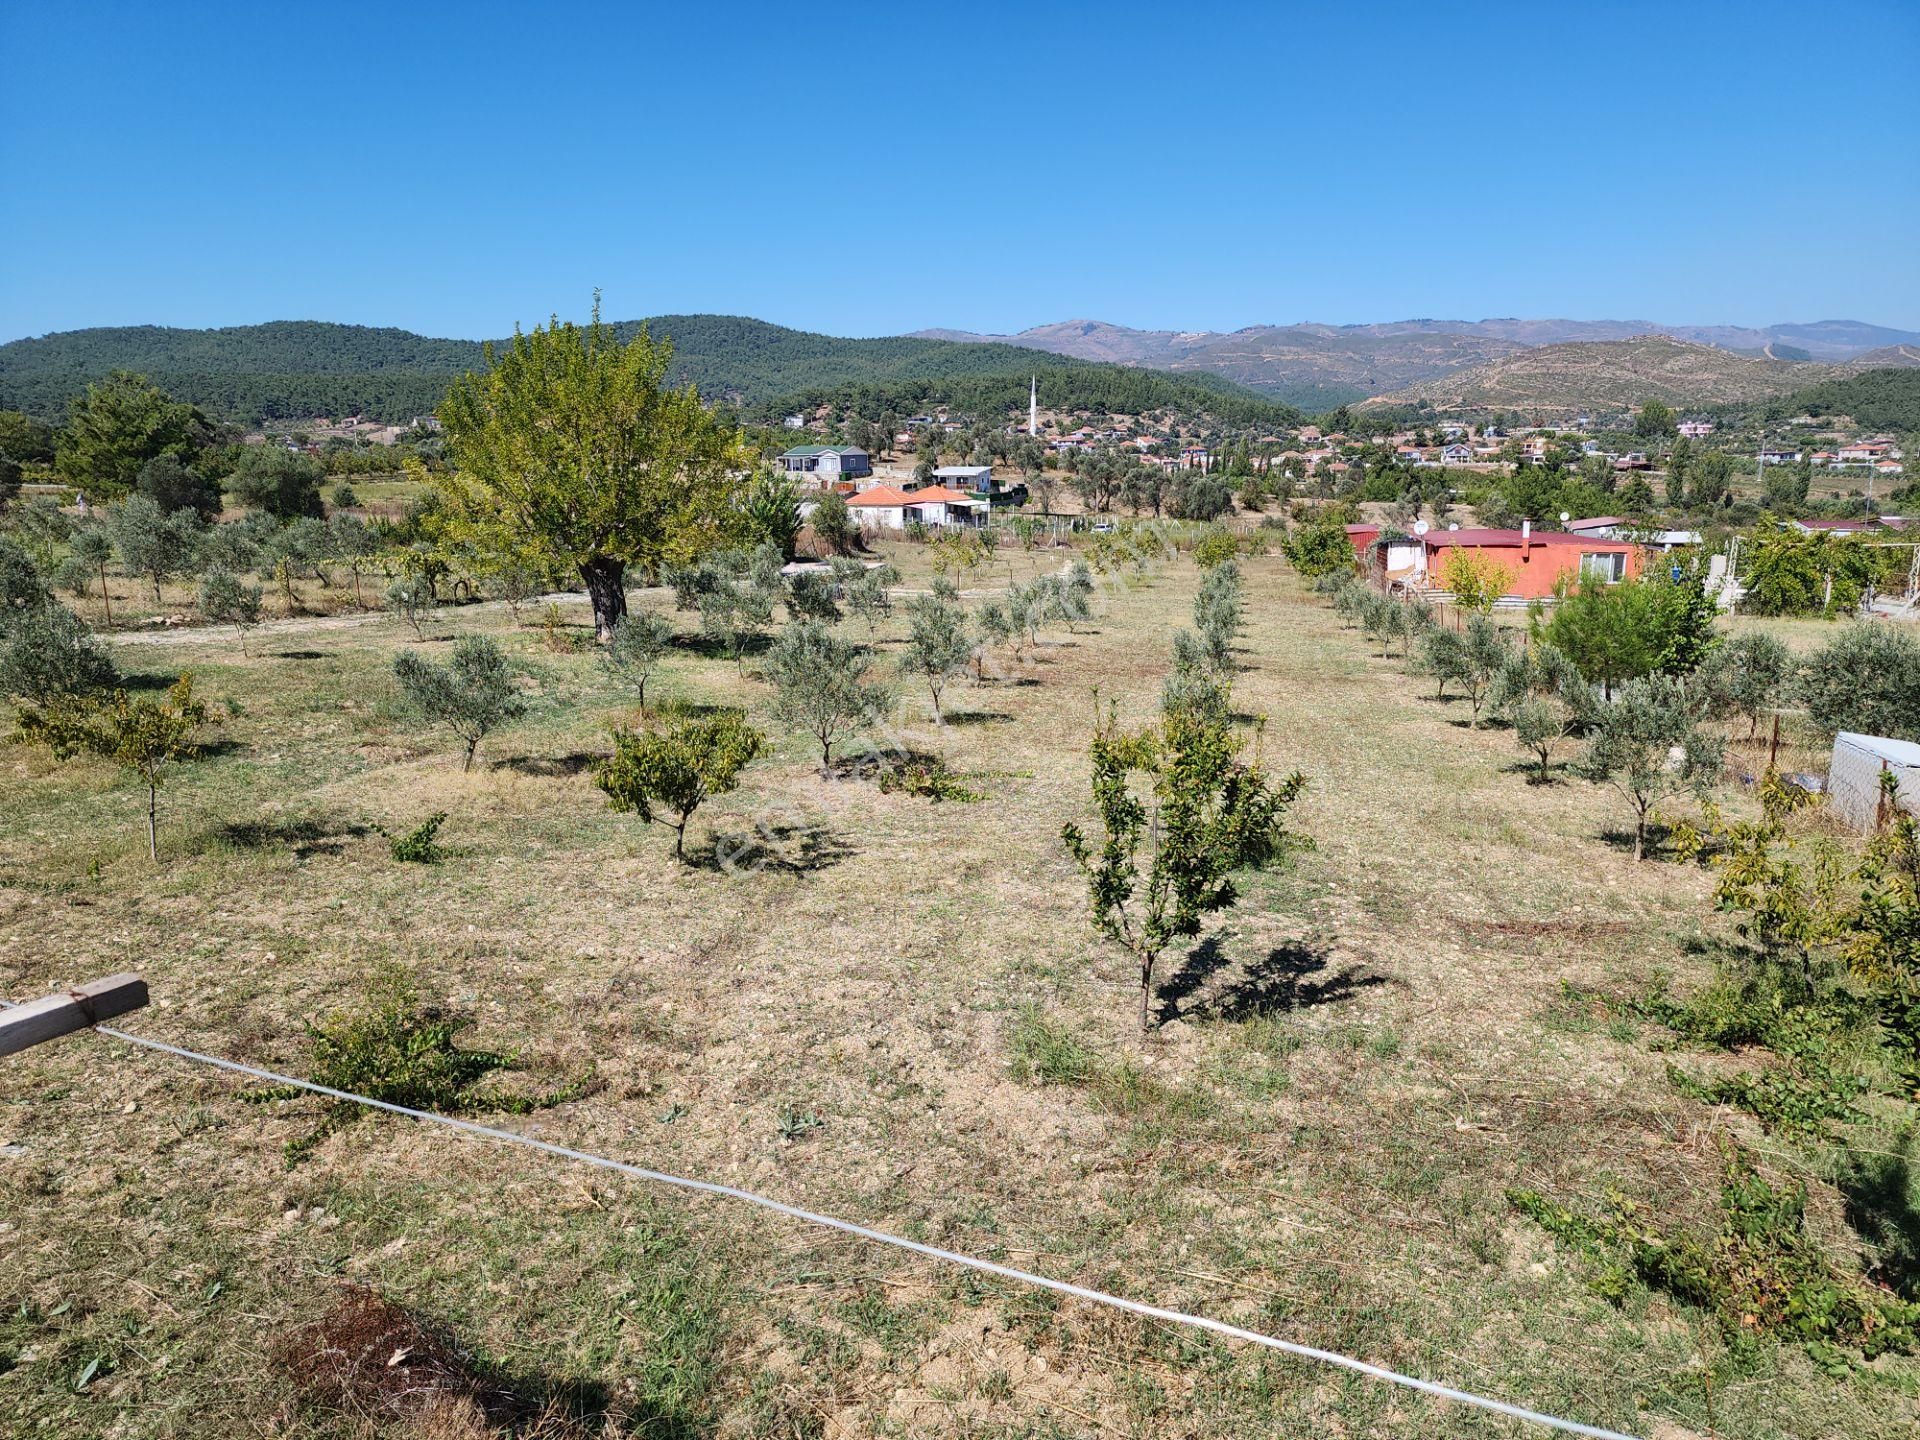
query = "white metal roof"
xmin=1836 ymin=732 xmax=1920 ymax=767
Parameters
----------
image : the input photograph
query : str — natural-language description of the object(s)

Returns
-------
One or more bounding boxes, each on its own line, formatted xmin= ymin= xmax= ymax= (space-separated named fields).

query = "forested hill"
xmin=0 ymin=316 xmax=1299 ymax=428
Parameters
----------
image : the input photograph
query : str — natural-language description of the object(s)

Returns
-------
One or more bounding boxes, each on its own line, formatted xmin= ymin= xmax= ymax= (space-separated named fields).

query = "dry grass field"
xmin=2 ymin=543 xmax=1914 ymax=1439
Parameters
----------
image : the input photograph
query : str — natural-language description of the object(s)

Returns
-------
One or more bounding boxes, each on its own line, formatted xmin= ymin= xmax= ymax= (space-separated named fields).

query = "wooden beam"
xmin=0 ymin=974 xmax=148 ymax=1058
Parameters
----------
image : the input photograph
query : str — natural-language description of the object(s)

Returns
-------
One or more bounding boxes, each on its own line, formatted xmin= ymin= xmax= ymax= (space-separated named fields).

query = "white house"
xmin=929 ymin=464 xmax=994 ymax=494
xmin=1440 ymin=443 xmax=1475 ymax=466
xmin=846 ymin=484 xmax=988 ymax=530
xmin=1678 ymin=419 xmax=1716 ymax=439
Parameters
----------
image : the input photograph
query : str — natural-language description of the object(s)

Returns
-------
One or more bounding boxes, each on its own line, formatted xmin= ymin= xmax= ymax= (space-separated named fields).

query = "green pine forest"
xmin=0 ymin=315 xmax=1301 ymax=429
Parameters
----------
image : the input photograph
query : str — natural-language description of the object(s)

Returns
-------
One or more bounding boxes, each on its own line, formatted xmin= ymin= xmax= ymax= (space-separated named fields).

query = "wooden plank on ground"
xmin=0 ymin=974 xmax=149 ymax=1058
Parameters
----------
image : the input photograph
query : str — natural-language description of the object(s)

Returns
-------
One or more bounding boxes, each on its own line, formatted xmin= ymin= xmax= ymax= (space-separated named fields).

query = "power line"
xmin=8 ymin=1003 xmax=1642 ymax=1440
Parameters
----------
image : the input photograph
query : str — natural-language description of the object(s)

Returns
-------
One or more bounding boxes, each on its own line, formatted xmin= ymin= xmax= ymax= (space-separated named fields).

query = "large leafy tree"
xmin=55 ymin=372 xmax=209 ymax=501
xmin=437 ymin=302 xmax=751 ymax=640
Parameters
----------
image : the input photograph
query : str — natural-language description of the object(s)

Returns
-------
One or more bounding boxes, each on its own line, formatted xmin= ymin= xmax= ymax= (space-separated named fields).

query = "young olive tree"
xmin=1415 ymin=615 xmax=1510 ymax=723
xmin=595 ymin=708 xmax=763 ymax=862
xmin=1701 ymin=630 xmax=1794 ymax=739
xmin=1063 ymin=704 xmax=1306 ymax=1031
xmin=0 ymin=603 xmax=116 ymax=705
xmin=106 ymin=496 xmax=201 ymax=603
xmin=1489 ymin=643 xmax=1596 ymax=782
xmin=393 ymin=635 xmax=526 ymax=771
xmin=764 ymin=619 xmax=889 ymax=769
xmin=898 ymin=586 xmax=972 ymax=721
xmin=605 ymin=609 xmax=674 ymax=716
xmin=17 ymin=675 xmax=211 ymax=862
xmin=386 ymin=577 xmax=432 ymax=638
xmin=834 ymin=557 xmax=897 ymax=636
xmin=69 ymin=526 xmax=117 ymax=624
xmin=1575 ymin=673 xmax=1723 ymax=860
xmin=198 ymin=567 xmax=264 ymax=655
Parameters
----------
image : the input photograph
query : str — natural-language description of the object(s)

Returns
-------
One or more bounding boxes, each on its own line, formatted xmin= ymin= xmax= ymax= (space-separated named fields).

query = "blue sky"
xmin=2 ymin=1 xmax=1916 ymax=341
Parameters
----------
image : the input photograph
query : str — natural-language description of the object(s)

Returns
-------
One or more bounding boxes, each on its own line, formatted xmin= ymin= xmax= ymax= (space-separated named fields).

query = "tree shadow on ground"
xmin=695 ymin=821 xmax=857 ymax=875
xmin=941 ymin=709 xmax=1015 ymax=726
xmin=492 ymin=750 xmax=602 ymax=778
xmin=120 ymin=670 xmax=183 ymax=692
xmin=1597 ymin=823 xmax=1676 ymax=859
xmin=832 ymin=749 xmax=943 ymax=782
xmin=272 ymin=649 xmax=327 ymax=660
xmin=1838 ymin=1133 xmax=1920 ymax=1301
xmin=217 ymin=816 xmax=376 ymax=858
xmin=1157 ymin=936 xmax=1391 ymax=1024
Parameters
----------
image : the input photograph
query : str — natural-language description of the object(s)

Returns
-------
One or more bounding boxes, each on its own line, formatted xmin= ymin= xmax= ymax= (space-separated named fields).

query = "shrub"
xmin=1798 ymin=623 xmax=1920 ymax=741
xmin=393 ymin=635 xmax=525 ymax=771
xmin=385 ymin=577 xmax=431 ymax=637
xmin=1192 ymin=526 xmax=1241 ymax=569
xmin=809 ymin=489 xmax=854 ymax=556
xmin=1284 ymin=518 xmax=1354 ymax=580
xmin=388 ymin=812 xmax=448 ymax=863
xmin=245 ymin=969 xmax=584 ymax=1162
xmin=878 ymin=757 xmax=981 ymax=802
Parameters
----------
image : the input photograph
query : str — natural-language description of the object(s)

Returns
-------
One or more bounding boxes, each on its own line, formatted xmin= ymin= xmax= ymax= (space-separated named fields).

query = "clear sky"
xmin=2 ymin=0 xmax=1916 ymax=342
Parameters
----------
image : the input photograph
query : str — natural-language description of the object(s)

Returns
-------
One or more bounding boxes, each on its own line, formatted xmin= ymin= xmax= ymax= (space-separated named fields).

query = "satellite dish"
xmin=1413 ymin=519 xmax=1430 ymax=535
xmin=1559 ymin=511 xmax=1571 ymax=523
xmin=1448 ymin=522 xmax=1460 ymax=531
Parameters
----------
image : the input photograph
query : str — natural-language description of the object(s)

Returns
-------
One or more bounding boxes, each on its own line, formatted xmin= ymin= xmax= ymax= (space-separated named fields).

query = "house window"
xmin=1580 ymin=551 xmax=1625 ymax=584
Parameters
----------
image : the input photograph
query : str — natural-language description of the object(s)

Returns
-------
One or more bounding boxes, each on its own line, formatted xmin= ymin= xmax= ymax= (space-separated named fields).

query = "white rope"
xmin=10 ymin=1006 xmax=1640 ymax=1440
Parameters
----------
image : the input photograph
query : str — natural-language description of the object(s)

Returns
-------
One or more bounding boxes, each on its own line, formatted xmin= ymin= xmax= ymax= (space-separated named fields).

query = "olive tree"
xmin=764 ymin=619 xmax=890 ymax=769
xmin=1415 ymin=615 xmax=1510 ymax=723
xmin=106 ymin=496 xmax=201 ymax=602
xmin=595 ymin=708 xmax=763 ymax=861
xmin=1575 ymin=673 xmax=1723 ymax=860
xmin=606 ymin=609 xmax=674 ymax=716
xmin=68 ymin=526 xmax=117 ymax=624
xmin=1701 ymin=630 xmax=1794 ymax=738
xmin=1489 ymin=643 xmax=1596 ymax=782
xmin=0 ymin=603 xmax=116 ymax=704
xmin=898 ymin=585 xmax=972 ymax=721
xmin=439 ymin=302 xmax=752 ymax=640
xmin=393 ymin=635 xmax=526 ymax=771
xmin=198 ymin=567 xmax=264 ymax=654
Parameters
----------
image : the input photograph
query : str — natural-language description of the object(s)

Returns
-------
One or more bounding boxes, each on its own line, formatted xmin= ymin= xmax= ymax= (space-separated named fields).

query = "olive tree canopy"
xmin=437 ymin=302 xmax=752 ymax=640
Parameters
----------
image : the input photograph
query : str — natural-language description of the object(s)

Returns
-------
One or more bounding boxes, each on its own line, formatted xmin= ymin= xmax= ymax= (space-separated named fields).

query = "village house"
xmin=927 ymin=464 xmax=995 ymax=494
xmin=1757 ymin=446 xmax=1802 ymax=464
xmin=846 ymin=483 xmax=988 ymax=530
xmin=777 ymin=444 xmax=872 ymax=482
xmin=1440 ymin=443 xmax=1475 ymax=466
xmin=1613 ymin=452 xmax=1652 ymax=471
xmin=1369 ymin=524 xmax=1641 ymax=603
xmin=1678 ymin=419 xmax=1716 ymax=439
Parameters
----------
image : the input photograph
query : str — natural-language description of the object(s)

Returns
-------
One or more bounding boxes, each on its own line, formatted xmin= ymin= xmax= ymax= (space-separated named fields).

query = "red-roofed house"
xmin=1373 ymin=525 xmax=1641 ymax=602
xmin=846 ymin=484 xmax=989 ymax=530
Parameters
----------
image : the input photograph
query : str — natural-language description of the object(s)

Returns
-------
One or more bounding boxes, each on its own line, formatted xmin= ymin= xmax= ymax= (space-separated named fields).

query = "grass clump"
xmin=248 ymin=970 xmax=589 ymax=1162
xmin=1006 ymin=1006 xmax=1093 ymax=1086
xmin=877 ymin=757 xmax=982 ymax=803
xmin=1510 ymin=1148 xmax=1920 ymax=1366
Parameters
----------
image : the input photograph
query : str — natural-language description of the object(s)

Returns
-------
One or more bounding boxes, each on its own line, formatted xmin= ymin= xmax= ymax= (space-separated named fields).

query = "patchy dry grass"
xmin=1 ymin=543 xmax=1913 ymax=1438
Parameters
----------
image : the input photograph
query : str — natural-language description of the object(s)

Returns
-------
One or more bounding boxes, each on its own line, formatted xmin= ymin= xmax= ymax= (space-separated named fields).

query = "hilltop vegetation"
xmin=1747 ymin=365 xmax=1920 ymax=431
xmin=1365 ymin=335 xmax=1818 ymax=414
xmin=0 ymin=315 xmax=1295 ymax=429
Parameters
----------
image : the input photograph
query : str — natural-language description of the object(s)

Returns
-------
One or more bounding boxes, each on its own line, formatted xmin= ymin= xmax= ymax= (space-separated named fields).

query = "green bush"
xmin=388 ymin=812 xmax=448 ymax=863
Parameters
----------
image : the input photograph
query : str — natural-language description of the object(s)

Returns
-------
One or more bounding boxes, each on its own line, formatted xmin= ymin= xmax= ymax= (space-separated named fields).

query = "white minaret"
xmin=1029 ymin=375 xmax=1039 ymax=436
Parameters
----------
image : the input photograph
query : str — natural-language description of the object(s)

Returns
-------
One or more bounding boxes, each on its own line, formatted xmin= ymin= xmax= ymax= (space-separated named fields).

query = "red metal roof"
xmin=1423 ymin=528 xmax=1631 ymax=550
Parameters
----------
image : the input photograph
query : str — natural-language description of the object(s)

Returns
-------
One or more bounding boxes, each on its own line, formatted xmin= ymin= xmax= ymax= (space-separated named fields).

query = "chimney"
xmin=1521 ymin=518 xmax=1531 ymax=560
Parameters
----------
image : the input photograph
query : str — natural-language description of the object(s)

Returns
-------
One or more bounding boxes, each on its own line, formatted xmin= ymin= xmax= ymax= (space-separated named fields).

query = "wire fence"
xmin=1 ymin=994 xmax=1642 ymax=1440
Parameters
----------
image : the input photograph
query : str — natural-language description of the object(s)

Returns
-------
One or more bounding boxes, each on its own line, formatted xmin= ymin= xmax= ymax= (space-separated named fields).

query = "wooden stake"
xmin=0 ymin=974 xmax=148 ymax=1058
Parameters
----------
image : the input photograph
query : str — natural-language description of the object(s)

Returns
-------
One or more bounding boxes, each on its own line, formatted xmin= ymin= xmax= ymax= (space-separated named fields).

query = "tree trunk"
xmin=1633 ymin=807 xmax=1646 ymax=862
xmin=673 ymin=821 xmax=687 ymax=862
xmin=99 ymin=565 xmax=112 ymax=625
xmin=580 ymin=555 xmax=628 ymax=641
xmin=147 ymin=784 xmax=159 ymax=863
xmin=1139 ymin=956 xmax=1154 ymax=1032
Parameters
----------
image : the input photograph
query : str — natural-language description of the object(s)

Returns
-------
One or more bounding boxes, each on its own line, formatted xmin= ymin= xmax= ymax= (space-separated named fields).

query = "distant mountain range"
xmin=911 ymin=317 xmax=1920 ymax=408
xmin=5 ymin=313 xmax=1917 ymax=429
